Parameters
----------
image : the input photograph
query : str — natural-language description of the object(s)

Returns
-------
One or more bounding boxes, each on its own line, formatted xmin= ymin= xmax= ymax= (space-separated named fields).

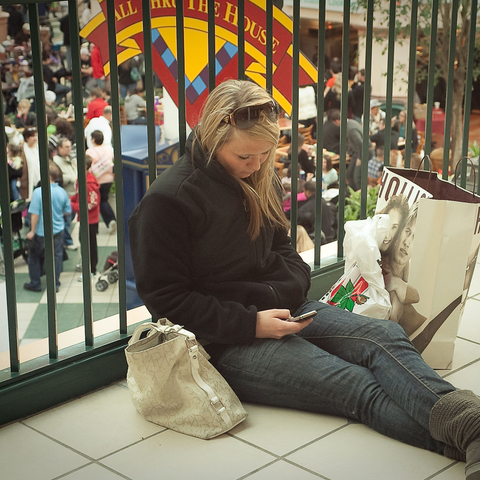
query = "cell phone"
xmin=288 ymin=310 xmax=317 ymax=322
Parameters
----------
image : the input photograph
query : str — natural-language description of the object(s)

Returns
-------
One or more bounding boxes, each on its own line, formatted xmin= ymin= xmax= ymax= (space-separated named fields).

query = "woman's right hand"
xmin=255 ymin=309 xmax=313 ymax=339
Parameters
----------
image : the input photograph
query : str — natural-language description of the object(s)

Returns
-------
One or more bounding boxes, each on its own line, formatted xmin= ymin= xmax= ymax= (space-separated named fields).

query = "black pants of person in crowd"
xmin=99 ymin=183 xmax=116 ymax=228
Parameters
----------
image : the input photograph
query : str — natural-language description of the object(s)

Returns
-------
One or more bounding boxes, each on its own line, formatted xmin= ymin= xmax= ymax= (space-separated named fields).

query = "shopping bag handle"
xmin=453 ymin=156 xmax=476 ymax=196
xmin=128 ymin=321 xmax=195 ymax=345
xmin=413 ymin=155 xmax=433 ymax=191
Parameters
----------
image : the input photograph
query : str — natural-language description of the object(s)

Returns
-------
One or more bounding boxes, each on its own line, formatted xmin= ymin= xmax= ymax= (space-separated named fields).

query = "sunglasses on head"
xmin=222 ymin=100 xmax=280 ymax=130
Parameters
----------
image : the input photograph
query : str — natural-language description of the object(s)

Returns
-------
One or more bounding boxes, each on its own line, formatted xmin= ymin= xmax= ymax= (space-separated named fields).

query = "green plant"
xmin=344 ymin=185 xmax=379 ymax=223
xmin=468 ymin=140 xmax=480 ymax=158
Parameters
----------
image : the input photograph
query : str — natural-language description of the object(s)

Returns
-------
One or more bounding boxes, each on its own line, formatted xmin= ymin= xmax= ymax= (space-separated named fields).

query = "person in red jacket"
xmin=86 ymin=88 xmax=109 ymax=121
xmin=90 ymin=43 xmax=107 ymax=91
xmin=70 ymin=155 xmax=100 ymax=276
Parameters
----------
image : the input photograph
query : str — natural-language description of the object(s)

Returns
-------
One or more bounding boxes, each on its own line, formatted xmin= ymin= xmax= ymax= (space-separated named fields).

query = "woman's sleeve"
xmin=128 ymin=192 xmax=258 ymax=345
xmin=271 ymin=227 xmax=311 ymax=293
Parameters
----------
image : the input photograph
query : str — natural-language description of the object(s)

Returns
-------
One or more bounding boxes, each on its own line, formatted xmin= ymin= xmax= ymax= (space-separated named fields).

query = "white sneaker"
xmin=78 ymin=273 xmax=95 ymax=282
xmin=108 ymin=220 xmax=117 ymax=234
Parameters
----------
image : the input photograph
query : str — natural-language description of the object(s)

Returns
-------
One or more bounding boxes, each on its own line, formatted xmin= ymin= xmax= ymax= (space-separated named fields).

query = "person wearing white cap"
xmin=368 ymin=98 xmax=386 ymax=136
xmin=45 ymin=90 xmax=59 ymax=122
xmin=14 ymin=23 xmax=30 ymax=46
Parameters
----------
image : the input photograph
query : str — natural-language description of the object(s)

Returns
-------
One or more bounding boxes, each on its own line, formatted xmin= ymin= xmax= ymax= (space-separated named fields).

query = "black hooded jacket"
xmin=128 ymin=130 xmax=311 ymax=349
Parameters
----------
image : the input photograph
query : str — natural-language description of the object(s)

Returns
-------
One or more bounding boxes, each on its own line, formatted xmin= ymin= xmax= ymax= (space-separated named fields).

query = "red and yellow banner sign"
xmin=81 ymin=0 xmax=318 ymax=127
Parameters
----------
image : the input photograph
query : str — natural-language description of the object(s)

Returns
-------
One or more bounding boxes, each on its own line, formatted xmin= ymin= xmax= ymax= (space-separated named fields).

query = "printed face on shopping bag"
xmin=394 ymin=216 xmax=417 ymax=267
xmin=381 ymin=208 xmax=403 ymax=252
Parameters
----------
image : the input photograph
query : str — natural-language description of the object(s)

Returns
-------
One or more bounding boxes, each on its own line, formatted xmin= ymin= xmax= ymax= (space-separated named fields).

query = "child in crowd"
xmin=24 ymin=161 xmax=72 ymax=293
xmin=14 ymin=98 xmax=37 ymax=129
xmin=368 ymin=145 xmax=385 ymax=186
xmin=69 ymin=155 xmax=100 ymax=279
xmin=85 ymin=129 xmax=116 ymax=232
xmin=7 ymin=144 xmax=23 ymax=200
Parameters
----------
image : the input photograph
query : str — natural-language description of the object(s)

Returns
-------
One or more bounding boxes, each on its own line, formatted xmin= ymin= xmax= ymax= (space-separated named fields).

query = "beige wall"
xmin=283 ymin=4 xmax=410 ymax=105
xmin=0 ymin=8 xmax=8 ymax=44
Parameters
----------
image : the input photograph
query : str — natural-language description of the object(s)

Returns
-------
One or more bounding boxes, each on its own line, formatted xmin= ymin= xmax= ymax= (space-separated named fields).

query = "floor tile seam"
xmin=423 ymin=460 xmax=461 ymax=479
xmin=281 ymin=458 xmax=333 ymax=480
xmin=456 ymin=335 xmax=480 ymax=347
xmin=93 ymin=428 xmax=169 ymax=462
xmin=21 ymin=419 xmax=167 ymax=466
xmin=234 ymin=459 xmax=282 ymax=480
xmin=236 ymin=458 xmax=331 ymax=480
xmin=442 ymin=355 xmax=480 ymax=379
xmin=51 ymin=460 xmax=133 ymax=480
xmin=227 ymin=422 xmax=350 ymax=460
xmin=20 ymin=421 xmax=97 ymax=462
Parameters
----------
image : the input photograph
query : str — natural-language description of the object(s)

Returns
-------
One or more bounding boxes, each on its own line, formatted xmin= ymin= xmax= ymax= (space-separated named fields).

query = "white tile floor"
xmin=1 ymin=260 xmax=480 ymax=480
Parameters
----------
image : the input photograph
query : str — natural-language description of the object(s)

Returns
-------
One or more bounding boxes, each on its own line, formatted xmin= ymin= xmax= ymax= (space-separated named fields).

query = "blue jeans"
xmin=63 ymin=213 xmax=74 ymax=246
xmin=54 ymin=83 xmax=71 ymax=105
xmin=215 ymin=300 xmax=456 ymax=454
xmin=27 ymin=232 xmax=64 ymax=289
xmin=120 ymin=83 xmax=137 ymax=98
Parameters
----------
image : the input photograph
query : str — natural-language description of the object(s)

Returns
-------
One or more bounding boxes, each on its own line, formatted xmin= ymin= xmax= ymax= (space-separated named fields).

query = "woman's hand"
xmin=255 ymin=309 xmax=313 ymax=339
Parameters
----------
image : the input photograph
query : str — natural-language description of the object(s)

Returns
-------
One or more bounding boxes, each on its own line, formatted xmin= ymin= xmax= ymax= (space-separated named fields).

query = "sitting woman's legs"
xmin=216 ymin=300 xmax=455 ymax=454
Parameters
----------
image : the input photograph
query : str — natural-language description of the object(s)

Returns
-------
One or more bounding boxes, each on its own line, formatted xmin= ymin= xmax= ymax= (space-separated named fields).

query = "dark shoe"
xmin=466 ymin=438 xmax=480 ymax=480
xmin=24 ymin=282 xmax=41 ymax=292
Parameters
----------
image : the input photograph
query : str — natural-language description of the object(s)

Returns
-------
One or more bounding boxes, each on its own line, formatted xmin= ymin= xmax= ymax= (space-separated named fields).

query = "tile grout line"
xmin=423 ymin=460 xmax=461 ymax=479
xmin=442 ymin=355 xmax=480 ymax=379
xmin=228 ymin=422 xmax=350 ymax=475
xmin=51 ymin=461 xmax=133 ymax=480
xmin=19 ymin=419 xmax=165 ymax=479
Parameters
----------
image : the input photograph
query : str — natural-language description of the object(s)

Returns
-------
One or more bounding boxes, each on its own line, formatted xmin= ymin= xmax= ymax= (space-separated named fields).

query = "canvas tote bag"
xmin=375 ymin=159 xmax=480 ymax=369
xmin=125 ymin=320 xmax=247 ymax=439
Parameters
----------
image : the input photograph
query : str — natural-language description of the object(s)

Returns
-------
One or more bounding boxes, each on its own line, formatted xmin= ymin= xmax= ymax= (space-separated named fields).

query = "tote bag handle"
xmin=128 ymin=322 xmax=188 ymax=345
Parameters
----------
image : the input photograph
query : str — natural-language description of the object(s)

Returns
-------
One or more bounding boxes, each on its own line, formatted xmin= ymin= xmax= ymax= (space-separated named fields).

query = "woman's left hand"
xmin=255 ymin=309 xmax=314 ymax=339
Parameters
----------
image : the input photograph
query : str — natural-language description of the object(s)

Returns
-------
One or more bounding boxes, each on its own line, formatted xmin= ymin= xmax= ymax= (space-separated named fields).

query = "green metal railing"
xmin=0 ymin=0 xmax=478 ymax=425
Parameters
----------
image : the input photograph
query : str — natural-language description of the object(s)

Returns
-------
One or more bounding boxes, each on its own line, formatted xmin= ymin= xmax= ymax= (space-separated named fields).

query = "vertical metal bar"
xmin=461 ymin=0 xmax=477 ymax=190
xmin=69 ymin=0 xmax=93 ymax=345
xmin=265 ymin=0 xmax=273 ymax=92
xmin=0 ymin=89 xmax=20 ymax=372
xmin=314 ymin=0 xmax=326 ymax=267
xmin=361 ymin=0 xmax=374 ymax=212
xmin=442 ymin=0 xmax=459 ymax=178
xmin=208 ymin=0 xmax=216 ymax=91
xmin=424 ymin=0 xmax=439 ymax=160
xmin=337 ymin=0 xmax=350 ymax=259
xmin=142 ymin=0 xmax=157 ymax=183
xmin=176 ymin=0 xmax=187 ymax=155
xmin=383 ymin=0 xmax=396 ymax=168
xmin=404 ymin=0 xmax=418 ymax=165
xmin=237 ymin=0 xmax=245 ymax=79
xmin=29 ymin=3 xmax=58 ymax=358
xmin=289 ymin=0 xmax=300 ymax=248
xmin=106 ymin=0 xmax=127 ymax=334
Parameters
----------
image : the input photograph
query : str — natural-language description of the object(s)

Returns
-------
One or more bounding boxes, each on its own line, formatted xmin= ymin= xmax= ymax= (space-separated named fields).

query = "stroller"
xmin=0 ymin=199 xmax=30 ymax=274
xmin=95 ymin=250 xmax=119 ymax=292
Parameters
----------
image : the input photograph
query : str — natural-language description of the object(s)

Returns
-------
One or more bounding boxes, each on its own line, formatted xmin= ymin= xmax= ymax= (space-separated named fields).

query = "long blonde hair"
xmin=196 ymin=79 xmax=289 ymax=239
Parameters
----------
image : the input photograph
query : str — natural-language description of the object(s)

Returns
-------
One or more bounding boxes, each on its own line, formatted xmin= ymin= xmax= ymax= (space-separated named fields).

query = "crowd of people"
xmin=1 ymin=4 xmax=125 ymax=291
xmin=1 ymin=7 xmax=420 ymax=281
xmin=273 ymin=56 xmax=425 ymax=251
